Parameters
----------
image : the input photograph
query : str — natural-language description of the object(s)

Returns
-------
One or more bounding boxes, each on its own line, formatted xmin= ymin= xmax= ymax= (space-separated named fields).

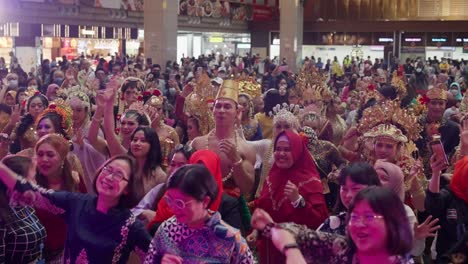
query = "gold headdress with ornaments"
xmin=363 ymin=123 xmax=408 ymax=143
xmin=358 ymin=100 xmax=421 ymax=142
xmin=296 ymin=66 xmax=332 ymax=103
xmin=184 ymin=73 xmax=215 ymax=135
xmin=271 ymin=103 xmax=301 ymax=130
xmin=426 ymin=86 xmax=447 ymax=101
xmin=36 ymin=98 xmax=74 ymax=139
xmin=391 ymin=70 xmax=407 ymax=100
xmin=145 ymin=89 xmax=164 ymax=109
xmin=238 ymin=74 xmax=262 ymax=99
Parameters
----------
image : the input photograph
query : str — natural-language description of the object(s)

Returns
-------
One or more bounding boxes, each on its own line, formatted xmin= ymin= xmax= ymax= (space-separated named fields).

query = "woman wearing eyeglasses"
xmin=251 ymin=186 xmax=414 ymax=264
xmin=144 ymin=164 xmax=253 ymax=264
xmin=0 ymin=154 xmax=152 ymax=263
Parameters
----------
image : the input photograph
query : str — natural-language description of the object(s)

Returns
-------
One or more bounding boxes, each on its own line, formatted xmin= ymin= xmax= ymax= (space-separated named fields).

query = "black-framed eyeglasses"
xmin=102 ymin=166 xmax=129 ymax=182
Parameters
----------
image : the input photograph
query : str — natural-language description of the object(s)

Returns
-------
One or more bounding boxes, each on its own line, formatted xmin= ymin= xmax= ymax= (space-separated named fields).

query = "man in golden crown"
xmin=191 ymin=79 xmax=256 ymax=200
xmin=416 ymin=86 xmax=460 ymax=174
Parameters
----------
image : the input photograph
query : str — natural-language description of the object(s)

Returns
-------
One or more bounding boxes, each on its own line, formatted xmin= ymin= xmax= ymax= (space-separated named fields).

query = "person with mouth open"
xmin=0 ymin=153 xmax=152 ymax=263
xmin=144 ymin=164 xmax=253 ymax=264
xmin=251 ymin=186 xmax=414 ymax=264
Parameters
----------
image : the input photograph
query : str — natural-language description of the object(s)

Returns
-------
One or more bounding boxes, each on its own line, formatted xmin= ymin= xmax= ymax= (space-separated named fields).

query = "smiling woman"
xmin=0 ymin=154 xmax=152 ymax=263
xmin=144 ymin=164 xmax=253 ymax=264
xmin=251 ymin=186 xmax=414 ymax=264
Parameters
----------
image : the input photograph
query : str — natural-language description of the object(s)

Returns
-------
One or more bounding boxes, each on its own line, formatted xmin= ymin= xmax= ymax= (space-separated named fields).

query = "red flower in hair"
xmin=152 ymin=89 xmax=161 ymax=96
xmin=120 ymin=96 xmax=125 ymax=100
xmin=143 ymin=91 xmax=151 ymax=96
xmin=34 ymin=91 xmax=41 ymax=95
xmin=115 ymin=128 xmax=120 ymax=135
xmin=368 ymin=84 xmax=376 ymax=91
xmin=49 ymin=104 xmax=57 ymax=109
xmin=116 ymin=114 xmax=122 ymax=120
xmin=206 ymin=99 xmax=215 ymax=104
xmin=418 ymin=94 xmax=430 ymax=105
xmin=21 ymin=100 xmax=26 ymax=108
xmin=137 ymin=96 xmax=143 ymax=101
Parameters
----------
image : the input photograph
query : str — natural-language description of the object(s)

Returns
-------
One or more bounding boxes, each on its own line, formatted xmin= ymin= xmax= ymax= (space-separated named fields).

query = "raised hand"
xmin=414 ymin=215 xmax=440 ymax=240
xmin=9 ymin=104 xmax=21 ymax=125
xmin=284 ymin=181 xmax=300 ymax=203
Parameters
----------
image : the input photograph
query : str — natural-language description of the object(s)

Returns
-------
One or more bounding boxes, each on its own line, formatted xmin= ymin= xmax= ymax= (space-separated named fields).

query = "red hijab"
xmin=149 ymin=150 xmax=224 ymax=227
xmin=451 ymin=156 xmax=468 ymax=204
xmin=257 ymin=130 xmax=325 ymax=225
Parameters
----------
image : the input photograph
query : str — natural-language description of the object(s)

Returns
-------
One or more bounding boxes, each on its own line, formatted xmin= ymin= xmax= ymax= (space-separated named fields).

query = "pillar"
xmin=144 ymin=0 xmax=178 ymax=68
xmin=279 ymin=0 xmax=303 ymax=73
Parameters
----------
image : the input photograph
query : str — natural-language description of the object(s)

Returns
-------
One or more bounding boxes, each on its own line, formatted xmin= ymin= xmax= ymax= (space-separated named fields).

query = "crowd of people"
xmin=0 ymin=50 xmax=467 ymax=264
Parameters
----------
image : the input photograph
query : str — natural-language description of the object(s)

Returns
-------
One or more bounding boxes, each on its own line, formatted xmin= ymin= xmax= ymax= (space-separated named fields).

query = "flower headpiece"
xmin=36 ymin=98 xmax=73 ymax=139
xmin=120 ymin=77 xmax=145 ymax=93
xmin=271 ymin=103 xmax=301 ymax=131
xmin=358 ymin=100 xmax=421 ymax=142
xmin=66 ymin=85 xmax=91 ymax=109
xmin=145 ymin=89 xmax=164 ymax=108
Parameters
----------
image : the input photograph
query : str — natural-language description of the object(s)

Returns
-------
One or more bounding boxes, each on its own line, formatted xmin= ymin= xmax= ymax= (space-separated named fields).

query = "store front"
xmin=176 ymin=31 xmax=251 ymax=62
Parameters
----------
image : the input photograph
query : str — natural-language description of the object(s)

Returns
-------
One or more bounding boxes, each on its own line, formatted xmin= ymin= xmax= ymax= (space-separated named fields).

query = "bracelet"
xmin=291 ymin=195 xmax=304 ymax=208
xmin=262 ymin=222 xmax=276 ymax=239
xmin=282 ymin=243 xmax=300 ymax=255
xmin=233 ymin=157 xmax=243 ymax=167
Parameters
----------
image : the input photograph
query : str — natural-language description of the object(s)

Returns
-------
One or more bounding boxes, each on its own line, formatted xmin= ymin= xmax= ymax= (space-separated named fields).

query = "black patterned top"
xmin=9 ymin=178 xmax=152 ymax=264
xmin=268 ymin=222 xmax=413 ymax=264
xmin=0 ymin=206 xmax=46 ymax=263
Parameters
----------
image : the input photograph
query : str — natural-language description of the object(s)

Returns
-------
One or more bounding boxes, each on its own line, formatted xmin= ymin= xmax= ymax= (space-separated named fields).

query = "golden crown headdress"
xmin=271 ymin=103 xmax=301 ymax=130
xmin=184 ymin=73 xmax=215 ymax=135
xmin=216 ymin=79 xmax=239 ymax=103
xmin=391 ymin=70 xmax=407 ymax=100
xmin=238 ymin=74 xmax=262 ymax=99
xmin=363 ymin=123 xmax=408 ymax=143
xmin=358 ymin=100 xmax=421 ymax=142
xmin=296 ymin=66 xmax=332 ymax=102
xmin=426 ymin=86 xmax=447 ymax=101
xmin=36 ymin=98 xmax=73 ymax=140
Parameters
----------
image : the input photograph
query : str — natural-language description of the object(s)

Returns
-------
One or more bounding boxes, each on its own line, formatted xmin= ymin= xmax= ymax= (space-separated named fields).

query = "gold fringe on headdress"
xmin=216 ymin=79 xmax=239 ymax=103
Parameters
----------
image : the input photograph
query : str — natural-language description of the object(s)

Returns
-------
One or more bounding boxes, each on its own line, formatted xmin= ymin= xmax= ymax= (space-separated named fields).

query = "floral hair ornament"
xmin=271 ymin=103 xmax=302 ymax=131
xmin=36 ymin=98 xmax=74 ymax=139
xmin=391 ymin=70 xmax=407 ymax=100
xmin=126 ymin=101 xmax=152 ymax=126
xmin=66 ymin=85 xmax=91 ymax=109
xmin=145 ymin=89 xmax=164 ymax=109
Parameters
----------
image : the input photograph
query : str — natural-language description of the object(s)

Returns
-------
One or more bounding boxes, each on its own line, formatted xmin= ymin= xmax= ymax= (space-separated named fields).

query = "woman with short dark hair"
xmin=144 ymin=164 xmax=253 ymax=264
